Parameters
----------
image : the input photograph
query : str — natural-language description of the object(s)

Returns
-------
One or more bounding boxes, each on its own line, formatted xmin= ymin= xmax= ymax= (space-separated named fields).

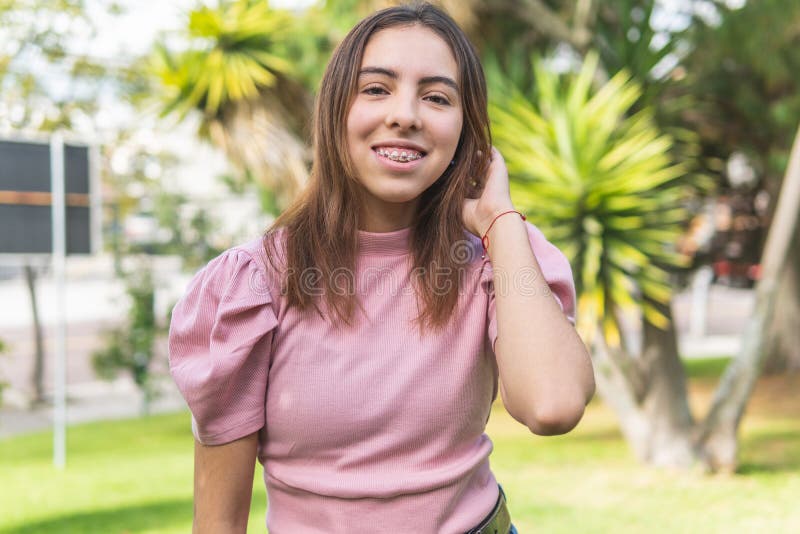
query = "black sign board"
xmin=0 ymin=138 xmax=94 ymax=254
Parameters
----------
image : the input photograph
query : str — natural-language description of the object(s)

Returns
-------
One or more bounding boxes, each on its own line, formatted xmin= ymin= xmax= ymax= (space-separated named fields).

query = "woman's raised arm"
xmin=464 ymin=148 xmax=595 ymax=435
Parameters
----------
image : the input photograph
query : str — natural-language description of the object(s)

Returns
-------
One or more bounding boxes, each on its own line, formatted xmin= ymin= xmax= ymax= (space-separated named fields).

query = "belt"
xmin=465 ymin=486 xmax=512 ymax=534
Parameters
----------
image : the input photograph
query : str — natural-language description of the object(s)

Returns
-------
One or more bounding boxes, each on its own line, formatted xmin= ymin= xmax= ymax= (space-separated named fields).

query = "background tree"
xmin=22 ymin=264 xmax=46 ymax=405
xmin=0 ymin=0 xmax=130 ymax=405
xmin=696 ymin=124 xmax=800 ymax=470
xmin=92 ymin=266 xmax=161 ymax=416
xmin=489 ymin=0 xmax=800 ymax=469
xmin=152 ymin=0 xmax=331 ymax=211
xmin=0 ymin=0 xmax=142 ymax=133
xmin=493 ymin=5 xmax=799 ymax=464
xmin=679 ymin=0 xmax=800 ymax=372
xmin=491 ymin=53 xmax=710 ymax=468
xmin=0 ymin=0 xmax=217 ymax=407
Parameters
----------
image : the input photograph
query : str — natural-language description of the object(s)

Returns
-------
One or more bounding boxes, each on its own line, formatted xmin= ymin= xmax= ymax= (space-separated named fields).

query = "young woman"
xmin=168 ymin=3 xmax=595 ymax=533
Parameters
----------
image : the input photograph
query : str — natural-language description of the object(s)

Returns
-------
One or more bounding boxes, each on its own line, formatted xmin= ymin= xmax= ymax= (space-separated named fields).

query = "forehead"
xmin=360 ymin=25 xmax=458 ymax=80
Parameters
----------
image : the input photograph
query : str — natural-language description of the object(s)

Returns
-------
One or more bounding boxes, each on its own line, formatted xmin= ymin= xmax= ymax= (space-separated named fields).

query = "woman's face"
xmin=346 ymin=24 xmax=463 ymax=231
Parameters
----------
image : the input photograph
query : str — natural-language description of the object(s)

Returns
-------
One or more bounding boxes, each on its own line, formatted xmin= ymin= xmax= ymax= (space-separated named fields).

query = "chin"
xmin=366 ymin=183 xmax=425 ymax=204
xmin=377 ymin=191 xmax=422 ymax=204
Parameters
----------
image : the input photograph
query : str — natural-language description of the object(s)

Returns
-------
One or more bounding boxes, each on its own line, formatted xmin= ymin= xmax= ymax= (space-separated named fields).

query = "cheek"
xmin=346 ymin=102 xmax=376 ymax=142
xmin=345 ymin=114 xmax=364 ymax=165
xmin=345 ymin=111 xmax=359 ymax=143
xmin=434 ymin=114 xmax=463 ymax=151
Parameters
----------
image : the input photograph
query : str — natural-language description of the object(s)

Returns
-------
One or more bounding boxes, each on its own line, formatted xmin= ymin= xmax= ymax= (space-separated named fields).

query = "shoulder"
xmin=475 ymin=220 xmax=576 ymax=322
xmin=225 ymin=236 xmax=270 ymax=273
xmin=522 ymin=222 xmax=572 ymax=271
xmin=178 ymin=234 xmax=285 ymax=307
xmin=213 ymin=229 xmax=287 ymax=276
xmin=200 ymin=238 xmax=265 ymax=287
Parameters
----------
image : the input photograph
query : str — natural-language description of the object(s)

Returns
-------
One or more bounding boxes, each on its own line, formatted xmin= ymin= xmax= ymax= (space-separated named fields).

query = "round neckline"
xmin=357 ymin=226 xmax=412 ymax=256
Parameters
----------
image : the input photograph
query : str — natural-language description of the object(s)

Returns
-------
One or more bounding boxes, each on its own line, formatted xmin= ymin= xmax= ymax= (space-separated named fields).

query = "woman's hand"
xmin=462 ymin=146 xmax=516 ymax=238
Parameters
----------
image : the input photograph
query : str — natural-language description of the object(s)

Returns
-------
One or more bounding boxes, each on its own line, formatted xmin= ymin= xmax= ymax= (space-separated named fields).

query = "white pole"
xmin=689 ymin=264 xmax=713 ymax=338
xmin=89 ymin=144 xmax=102 ymax=254
xmin=50 ymin=133 xmax=67 ymax=469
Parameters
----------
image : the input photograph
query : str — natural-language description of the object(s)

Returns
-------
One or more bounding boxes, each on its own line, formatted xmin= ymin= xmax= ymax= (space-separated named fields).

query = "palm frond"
xmin=153 ymin=0 xmax=296 ymax=120
xmin=491 ymin=52 xmax=699 ymax=345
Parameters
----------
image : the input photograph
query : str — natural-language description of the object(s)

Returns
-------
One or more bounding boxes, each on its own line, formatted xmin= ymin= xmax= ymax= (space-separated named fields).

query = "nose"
xmin=384 ymin=92 xmax=421 ymax=130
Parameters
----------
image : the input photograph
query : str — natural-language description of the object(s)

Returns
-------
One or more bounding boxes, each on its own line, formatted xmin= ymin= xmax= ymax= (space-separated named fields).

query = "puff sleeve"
xmin=168 ymin=248 xmax=278 ymax=445
xmin=484 ymin=222 xmax=577 ymax=352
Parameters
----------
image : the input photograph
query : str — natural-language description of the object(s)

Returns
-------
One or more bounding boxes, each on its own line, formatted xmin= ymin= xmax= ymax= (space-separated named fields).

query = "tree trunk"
xmin=141 ymin=387 xmax=152 ymax=417
xmin=696 ymin=124 xmax=800 ymax=472
xmin=496 ymin=0 xmax=593 ymax=50
xmin=762 ymin=224 xmax=800 ymax=373
xmin=24 ymin=263 xmax=46 ymax=405
xmin=591 ymin=305 xmax=700 ymax=468
xmin=638 ymin=306 xmax=698 ymax=467
xmin=591 ymin=336 xmax=653 ymax=461
xmin=209 ymin=96 xmax=310 ymax=212
xmin=597 ymin=124 xmax=800 ymax=472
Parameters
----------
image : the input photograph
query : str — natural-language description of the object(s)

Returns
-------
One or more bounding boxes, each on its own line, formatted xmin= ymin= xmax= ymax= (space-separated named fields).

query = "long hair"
xmin=264 ymin=2 xmax=491 ymax=330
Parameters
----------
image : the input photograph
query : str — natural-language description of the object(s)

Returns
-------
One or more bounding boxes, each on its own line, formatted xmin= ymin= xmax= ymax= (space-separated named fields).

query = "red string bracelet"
xmin=481 ymin=210 xmax=526 ymax=259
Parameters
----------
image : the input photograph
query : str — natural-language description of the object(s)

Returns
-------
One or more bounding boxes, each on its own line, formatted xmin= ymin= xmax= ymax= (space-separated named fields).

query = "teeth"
xmin=376 ymin=147 xmax=423 ymax=162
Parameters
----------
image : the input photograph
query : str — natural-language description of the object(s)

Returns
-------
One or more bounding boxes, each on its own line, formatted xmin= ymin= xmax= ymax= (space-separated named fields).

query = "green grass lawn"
xmin=1 ymin=360 xmax=798 ymax=533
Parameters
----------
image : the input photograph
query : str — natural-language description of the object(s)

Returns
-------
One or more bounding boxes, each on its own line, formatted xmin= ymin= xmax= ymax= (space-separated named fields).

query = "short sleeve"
xmin=483 ymin=222 xmax=577 ymax=353
xmin=168 ymin=247 xmax=278 ymax=445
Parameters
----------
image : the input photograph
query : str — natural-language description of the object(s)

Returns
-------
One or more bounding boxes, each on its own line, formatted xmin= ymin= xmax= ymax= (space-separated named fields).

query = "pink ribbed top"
xmin=168 ymin=223 xmax=576 ymax=534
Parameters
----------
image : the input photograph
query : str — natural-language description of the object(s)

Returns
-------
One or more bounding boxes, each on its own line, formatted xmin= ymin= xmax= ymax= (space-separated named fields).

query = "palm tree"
xmin=153 ymin=0 xmax=315 ymax=210
xmin=330 ymin=0 xmax=595 ymax=56
xmin=493 ymin=53 xmax=691 ymax=344
xmin=323 ymin=0 xmax=482 ymax=33
xmin=491 ymin=53 xmax=714 ymax=468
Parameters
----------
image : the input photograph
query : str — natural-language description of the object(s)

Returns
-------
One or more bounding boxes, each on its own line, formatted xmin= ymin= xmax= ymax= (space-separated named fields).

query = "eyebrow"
xmin=358 ymin=67 xmax=459 ymax=92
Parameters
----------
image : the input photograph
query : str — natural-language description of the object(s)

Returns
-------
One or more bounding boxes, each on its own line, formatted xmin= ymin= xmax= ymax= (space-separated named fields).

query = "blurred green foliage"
xmin=91 ymin=266 xmax=162 ymax=416
xmin=491 ymin=52 xmax=701 ymax=343
xmin=152 ymin=0 xmax=333 ymax=136
xmin=679 ymin=0 xmax=800 ymax=191
xmin=0 ymin=0 xmax=138 ymax=132
xmin=149 ymin=0 xmax=330 ymax=210
xmin=153 ymin=0 xmax=297 ymax=120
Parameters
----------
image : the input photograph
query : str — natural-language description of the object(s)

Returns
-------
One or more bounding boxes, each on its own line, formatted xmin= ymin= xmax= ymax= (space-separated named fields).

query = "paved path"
xmin=0 ymin=379 xmax=186 ymax=439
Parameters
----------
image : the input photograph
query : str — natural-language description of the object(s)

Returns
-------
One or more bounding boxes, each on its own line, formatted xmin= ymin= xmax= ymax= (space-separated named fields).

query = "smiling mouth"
xmin=374 ymin=147 xmax=426 ymax=163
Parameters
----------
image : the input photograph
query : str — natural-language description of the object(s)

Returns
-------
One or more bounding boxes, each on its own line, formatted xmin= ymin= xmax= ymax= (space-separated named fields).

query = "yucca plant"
xmin=152 ymin=0 xmax=318 ymax=210
xmin=490 ymin=53 xmax=719 ymax=469
xmin=491 ymin=52 xmax=693 ymax=348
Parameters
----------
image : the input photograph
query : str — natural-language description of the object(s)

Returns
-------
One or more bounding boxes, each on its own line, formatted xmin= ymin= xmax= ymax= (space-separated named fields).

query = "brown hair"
xmin=264 ymin=1 xmax=491 ymax=330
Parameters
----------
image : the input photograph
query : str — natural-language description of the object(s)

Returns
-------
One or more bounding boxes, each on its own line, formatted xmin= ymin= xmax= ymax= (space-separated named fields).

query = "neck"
xmin=358 ymin=198 xmax=418 ymax=232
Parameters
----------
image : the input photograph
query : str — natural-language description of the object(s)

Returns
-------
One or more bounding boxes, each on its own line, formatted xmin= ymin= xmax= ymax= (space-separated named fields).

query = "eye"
xmin=425 ymin=94 xmax=451 ymax=106
xmin=363 ymin=84 xmax=388 ymax=96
